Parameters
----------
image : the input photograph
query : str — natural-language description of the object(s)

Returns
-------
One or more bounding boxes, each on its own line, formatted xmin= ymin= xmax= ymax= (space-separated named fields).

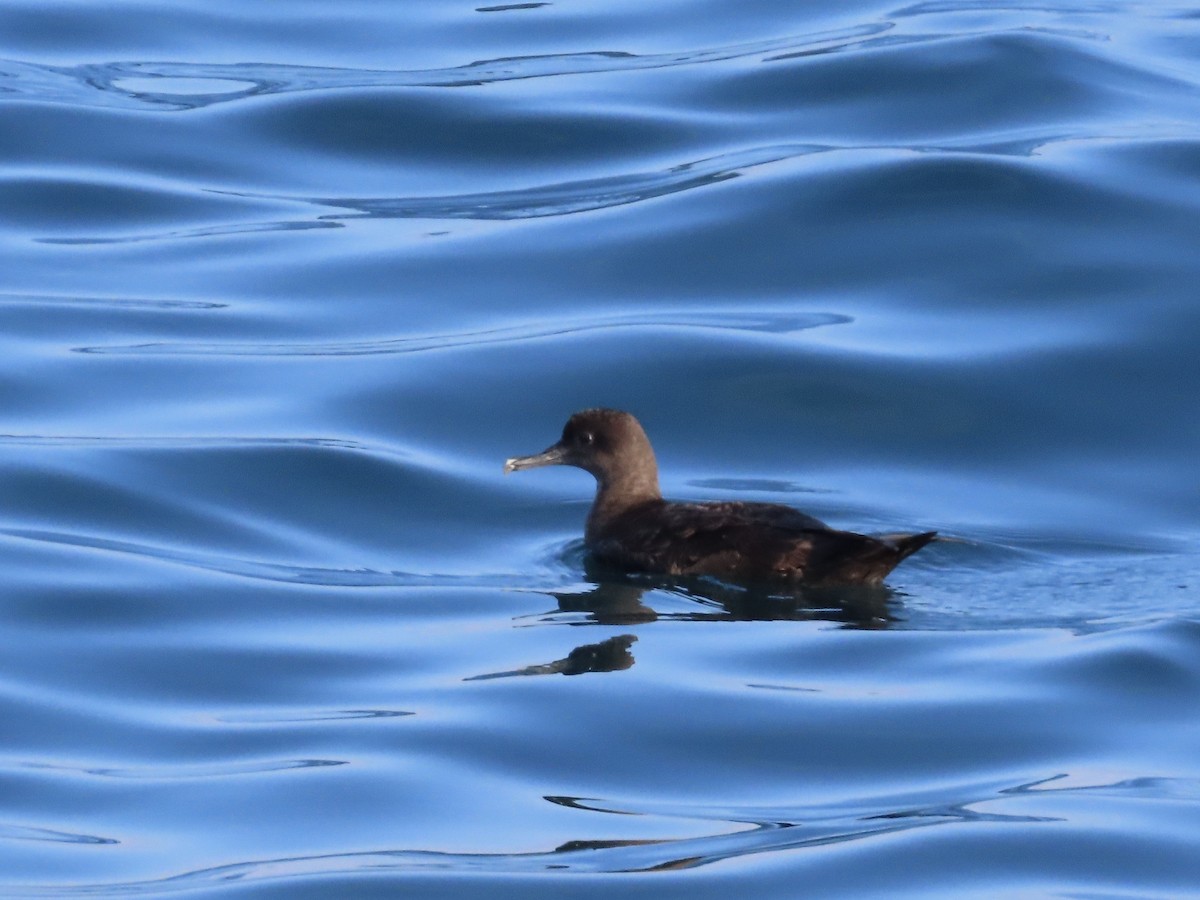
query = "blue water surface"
xmin=2 ymin=1 xmax=1199 ymax=896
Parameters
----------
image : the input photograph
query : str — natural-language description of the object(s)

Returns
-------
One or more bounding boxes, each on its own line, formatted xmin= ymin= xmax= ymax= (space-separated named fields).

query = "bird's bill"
xmin=504 ymin=442 xmax=568 ymax=474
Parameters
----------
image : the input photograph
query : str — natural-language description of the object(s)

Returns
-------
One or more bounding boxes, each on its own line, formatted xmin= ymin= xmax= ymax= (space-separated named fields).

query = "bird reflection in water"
xmin=557 ymin=556 xmax=897 ymax=628
xmin=464 ymin=634 xmax=638 ymax=681
xmin=466 ymin=558 xmax=896 ymax=681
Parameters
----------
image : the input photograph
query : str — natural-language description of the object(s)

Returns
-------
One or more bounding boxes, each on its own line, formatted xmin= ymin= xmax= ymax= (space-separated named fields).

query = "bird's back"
xmin=588 ymin=499 xmax=936 ymax=586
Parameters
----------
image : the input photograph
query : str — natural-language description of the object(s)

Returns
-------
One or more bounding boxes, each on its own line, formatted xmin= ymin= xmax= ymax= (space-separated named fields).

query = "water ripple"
xmin=39 ymin=131 xmax=1199 ymax=248
xmin=283 ymin=144 xmax=829 ymax=222
xmin=0 ymin=527 xmax=514 ymax=589
xmin=476 ymin=2 xmax=551 ymax=11
xmin=38 ymin=219 xmax=339 ymax=246
xmin=213 ymin=710 xmax=414 ymax=725
xmin=22 ymin=758 xmax=345 ymax=780
xmin=0 ymin=25 xmax=890 ymax=111
xmin=0 ymin=434 xmax=404 ymax=459
xmin=35 ymin=144 xmax=830 ymax=245
xmin=74 ymin=310 xmax=850 ymax=357
xmin=1 ymin=773 xmax=1078 ymax=894
xmin=0 ymin=824 xmax=118 ymax=847
xmin=0 ymin=292 xmax=226 ymax=311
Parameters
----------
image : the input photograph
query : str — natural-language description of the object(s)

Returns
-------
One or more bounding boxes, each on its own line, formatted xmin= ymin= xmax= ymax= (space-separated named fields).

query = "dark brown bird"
xmin=504 ymin=408 xmax=936 ymax=586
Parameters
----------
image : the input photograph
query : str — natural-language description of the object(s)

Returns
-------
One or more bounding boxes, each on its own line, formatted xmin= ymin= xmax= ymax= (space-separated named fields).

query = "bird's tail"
xmin=809 ymin=530 xmax=939 ymax=586
xmin=884 ymin=531 xmax=939 ymax=562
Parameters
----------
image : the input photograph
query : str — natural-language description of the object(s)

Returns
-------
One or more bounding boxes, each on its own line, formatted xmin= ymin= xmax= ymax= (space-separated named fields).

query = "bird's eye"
xmin=580 ymin=431 xmax=594 ymax=445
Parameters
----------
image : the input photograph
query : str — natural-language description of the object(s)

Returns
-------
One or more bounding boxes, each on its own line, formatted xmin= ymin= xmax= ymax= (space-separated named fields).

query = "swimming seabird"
xmin=505 ymin=408 xmax=936 ymax=586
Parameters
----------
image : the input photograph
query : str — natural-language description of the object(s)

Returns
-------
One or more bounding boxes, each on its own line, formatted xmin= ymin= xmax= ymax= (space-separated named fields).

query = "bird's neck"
xmin=585 ymin=467 xmax=661 ymax=543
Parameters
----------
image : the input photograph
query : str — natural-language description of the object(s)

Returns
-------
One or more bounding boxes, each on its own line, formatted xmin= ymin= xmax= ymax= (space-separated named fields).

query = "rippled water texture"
xmin=2 ymin=1 xmax=1199 ymax=897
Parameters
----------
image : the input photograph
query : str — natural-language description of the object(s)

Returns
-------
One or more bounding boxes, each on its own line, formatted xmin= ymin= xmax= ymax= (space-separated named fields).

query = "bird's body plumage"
xmin=590 ymin=498 xmax=934 ymax=586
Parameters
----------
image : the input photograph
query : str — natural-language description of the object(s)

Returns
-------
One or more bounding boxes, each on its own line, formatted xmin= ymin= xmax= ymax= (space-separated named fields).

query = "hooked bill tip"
xmin=504 ymin=445 xmax=566 ymax=475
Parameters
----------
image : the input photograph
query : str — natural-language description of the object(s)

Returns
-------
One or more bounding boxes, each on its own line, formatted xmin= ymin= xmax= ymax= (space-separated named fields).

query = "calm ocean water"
xmin=2 ymin=1 xmax=1199 ymax=897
